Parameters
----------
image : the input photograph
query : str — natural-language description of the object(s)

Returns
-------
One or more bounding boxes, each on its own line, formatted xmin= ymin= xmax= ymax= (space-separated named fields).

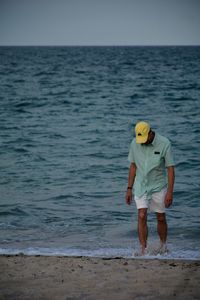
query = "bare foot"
xmin=132 ymin=247 xmax=148 ymax=257
xmin=151 ymin=243 xmax=169 ymax=255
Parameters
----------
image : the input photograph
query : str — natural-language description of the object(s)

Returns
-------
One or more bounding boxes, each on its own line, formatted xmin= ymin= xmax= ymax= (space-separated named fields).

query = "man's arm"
xmin=165 ymin=166 xmax=175 ymax=208
xmin=125 ymin=163 xmax=137 ymax=205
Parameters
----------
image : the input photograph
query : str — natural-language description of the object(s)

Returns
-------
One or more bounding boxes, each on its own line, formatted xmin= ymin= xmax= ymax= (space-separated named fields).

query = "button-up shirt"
xmin=128 ymin=133 xmax=174 ymax=198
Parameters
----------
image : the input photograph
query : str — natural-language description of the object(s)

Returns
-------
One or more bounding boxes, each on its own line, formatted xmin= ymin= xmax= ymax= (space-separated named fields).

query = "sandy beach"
xmin=0 ymin=255 xmax=199 ymax=300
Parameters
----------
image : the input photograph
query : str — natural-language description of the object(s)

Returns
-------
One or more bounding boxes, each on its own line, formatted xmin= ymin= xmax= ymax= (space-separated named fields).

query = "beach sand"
xmin=0 ymin=255 xmax=199 ymax=300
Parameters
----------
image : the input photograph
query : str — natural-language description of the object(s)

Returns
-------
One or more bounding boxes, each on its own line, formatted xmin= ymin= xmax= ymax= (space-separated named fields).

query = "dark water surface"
xmin=0 ymin=46 xmax=200 ymax=258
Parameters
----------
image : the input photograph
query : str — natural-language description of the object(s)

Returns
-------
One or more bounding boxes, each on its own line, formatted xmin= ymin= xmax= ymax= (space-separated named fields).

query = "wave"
xmin=0 ymin=246 xmax=199 ymax=260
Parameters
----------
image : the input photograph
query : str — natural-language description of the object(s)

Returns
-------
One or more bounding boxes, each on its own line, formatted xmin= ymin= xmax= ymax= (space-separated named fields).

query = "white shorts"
xmin=134 ymin=189 xmax=167 ymax=213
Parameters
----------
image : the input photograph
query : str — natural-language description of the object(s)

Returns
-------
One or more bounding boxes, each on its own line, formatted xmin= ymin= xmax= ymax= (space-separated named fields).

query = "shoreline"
xmin=1 ymin=252 xmax=200 ymax=261
xmin=0 ymin=244 xmax=199 ymax=260
xmin=0 ymin=255 xmax=200 ymax=300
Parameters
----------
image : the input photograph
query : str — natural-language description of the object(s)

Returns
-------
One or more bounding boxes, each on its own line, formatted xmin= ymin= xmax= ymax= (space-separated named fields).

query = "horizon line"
xmin=0 ymin=44 xmax=200 ymax=47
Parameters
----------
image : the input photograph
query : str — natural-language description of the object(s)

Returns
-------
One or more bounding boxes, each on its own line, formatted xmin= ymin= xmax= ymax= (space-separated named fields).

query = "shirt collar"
xmin=151 ymin=132 xmax=157 ymax=146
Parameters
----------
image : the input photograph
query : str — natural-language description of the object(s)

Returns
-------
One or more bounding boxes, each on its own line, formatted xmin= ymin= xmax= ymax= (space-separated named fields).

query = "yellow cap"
xmin=135 ymin=121 xmax=150 ymax=144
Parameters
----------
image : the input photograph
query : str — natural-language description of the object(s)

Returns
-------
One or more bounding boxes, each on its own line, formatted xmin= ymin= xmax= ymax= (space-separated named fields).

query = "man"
xmin=126 ymin=121 xmax=175 ymax=255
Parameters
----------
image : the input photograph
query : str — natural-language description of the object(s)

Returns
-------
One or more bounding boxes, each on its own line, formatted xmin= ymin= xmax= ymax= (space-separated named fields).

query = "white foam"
xmin=0 ymin=246 xmax=199 ymax=260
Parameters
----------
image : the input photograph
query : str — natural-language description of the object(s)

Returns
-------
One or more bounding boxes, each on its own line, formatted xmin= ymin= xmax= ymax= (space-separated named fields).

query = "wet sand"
xmin=0 ymin=255 xmax=199 ymax=300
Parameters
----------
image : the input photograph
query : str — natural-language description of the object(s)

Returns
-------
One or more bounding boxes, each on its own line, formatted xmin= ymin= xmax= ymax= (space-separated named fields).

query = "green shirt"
xmin=128 ymin=133 xmax=174 ymax=198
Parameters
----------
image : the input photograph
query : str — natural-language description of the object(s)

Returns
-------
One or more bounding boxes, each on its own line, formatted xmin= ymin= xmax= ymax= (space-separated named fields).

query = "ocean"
xmin=0 ymin=46 xmax=200 ymax=259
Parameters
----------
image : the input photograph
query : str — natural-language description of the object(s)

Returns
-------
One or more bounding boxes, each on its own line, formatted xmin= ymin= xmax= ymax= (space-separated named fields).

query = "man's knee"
xmin=138 ymin=209 xmax=147 ymax=222
xmin=157 ymin=213 xmax=166 ymax=223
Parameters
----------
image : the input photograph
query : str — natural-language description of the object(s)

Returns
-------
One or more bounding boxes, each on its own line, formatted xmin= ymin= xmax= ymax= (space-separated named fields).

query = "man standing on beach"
xmin=125 ymin=121 xmax=175 ymax=255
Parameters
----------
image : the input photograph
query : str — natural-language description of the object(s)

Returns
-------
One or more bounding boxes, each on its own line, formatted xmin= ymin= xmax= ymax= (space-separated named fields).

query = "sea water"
xmin=0 ymin=46 xmax=200 ymax=259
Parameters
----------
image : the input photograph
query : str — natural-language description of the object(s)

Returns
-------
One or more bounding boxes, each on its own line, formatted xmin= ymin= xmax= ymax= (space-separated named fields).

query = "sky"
xmin=0 ymin=0 xmax=199 ymax=46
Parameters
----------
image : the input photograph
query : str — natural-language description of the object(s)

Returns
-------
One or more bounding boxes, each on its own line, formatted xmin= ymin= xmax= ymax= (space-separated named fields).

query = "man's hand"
xmin=126 ymin=163 xmax=136 ymax=205
xmin=164 ymin=191 xmax=173 ymax=208
xmin=126 ymin=189 xmax=133 ymax=205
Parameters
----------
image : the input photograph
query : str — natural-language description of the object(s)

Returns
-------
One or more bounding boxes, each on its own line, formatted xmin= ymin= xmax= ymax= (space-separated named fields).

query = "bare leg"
xmin=156 ymin=213 xmax=167 ymax=246
xmin=138 ymin=208 xmax=148 ymax=254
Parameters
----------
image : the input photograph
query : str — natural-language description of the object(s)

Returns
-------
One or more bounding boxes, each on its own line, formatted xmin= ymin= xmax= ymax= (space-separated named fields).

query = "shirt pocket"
xmin=151 ymin=151 xmax=163 ymax=168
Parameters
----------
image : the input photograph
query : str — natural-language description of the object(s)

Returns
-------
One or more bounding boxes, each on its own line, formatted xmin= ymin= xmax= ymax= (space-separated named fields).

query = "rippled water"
xmin=0 ymin=46 xmax=200 ymax=259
